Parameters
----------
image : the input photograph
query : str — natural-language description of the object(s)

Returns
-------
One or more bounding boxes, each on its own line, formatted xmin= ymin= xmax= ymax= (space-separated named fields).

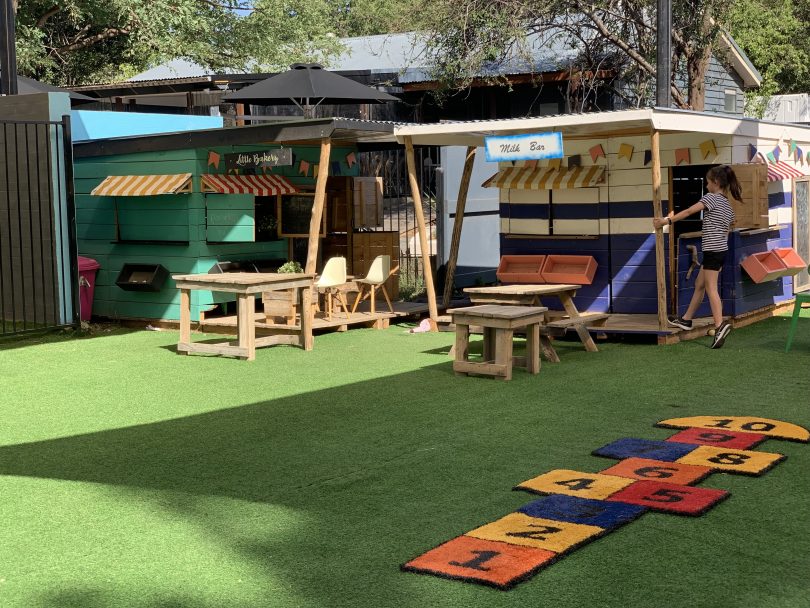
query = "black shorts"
xmin=702 ymin=250 xmax=727 ymax=271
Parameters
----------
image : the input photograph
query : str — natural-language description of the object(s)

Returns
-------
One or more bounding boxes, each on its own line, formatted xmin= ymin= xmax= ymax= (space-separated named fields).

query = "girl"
xmin=652 ymin=165 xmax=741 ymax=349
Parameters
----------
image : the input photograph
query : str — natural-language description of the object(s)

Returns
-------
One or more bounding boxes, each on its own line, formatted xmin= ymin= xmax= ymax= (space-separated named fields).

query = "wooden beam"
xmin=667 ymin=166 xmax=676 ymax=315
xmin=306 ymin=138 xmax=331 ymax=274
xmin=442 ymin=146 xmax=477 ymax=308
xmin=404 ymin=136 xmax=439 ymax=323
xmin=650 ymin=129 xmax=668 ymax=329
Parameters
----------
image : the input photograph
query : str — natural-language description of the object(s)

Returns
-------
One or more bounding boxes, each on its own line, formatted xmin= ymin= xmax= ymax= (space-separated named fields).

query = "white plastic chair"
xmin=316 ymin=257 xmax=351 ymax=320
xmin=351 ymin=255 xmax=395 ymax=314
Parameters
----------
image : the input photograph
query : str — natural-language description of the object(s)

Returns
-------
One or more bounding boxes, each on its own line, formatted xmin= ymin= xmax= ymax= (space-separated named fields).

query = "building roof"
xmin=73 ymin=117 xmax=400 ymax=159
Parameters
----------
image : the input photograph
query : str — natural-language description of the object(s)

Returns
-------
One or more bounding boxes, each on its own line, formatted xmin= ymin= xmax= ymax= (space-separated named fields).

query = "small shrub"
xmin=398 ymin=271 xmax=425 ymax=301
xmin=277 ymin=260 xmax=303 ymax=273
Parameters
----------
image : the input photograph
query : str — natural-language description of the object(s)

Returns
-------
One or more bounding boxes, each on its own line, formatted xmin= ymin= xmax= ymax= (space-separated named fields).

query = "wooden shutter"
xmin=352 ymin=177 xmax=383 ymax=228
xmin=730 ymin=163 xmax=768 ymax=229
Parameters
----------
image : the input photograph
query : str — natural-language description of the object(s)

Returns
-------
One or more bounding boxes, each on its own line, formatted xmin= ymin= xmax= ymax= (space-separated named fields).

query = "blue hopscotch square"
xmin=517 ymin=494 xmax=648 ymax=530
xmin=592 ymin=438 xmax=697 ymax=462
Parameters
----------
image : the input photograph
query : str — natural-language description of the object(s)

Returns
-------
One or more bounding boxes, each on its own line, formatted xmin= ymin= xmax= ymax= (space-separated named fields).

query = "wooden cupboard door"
xmin=730 ymin=163 xmax=768 ymax=229
xmin=352 ymin=177 xmax=383 ymax=228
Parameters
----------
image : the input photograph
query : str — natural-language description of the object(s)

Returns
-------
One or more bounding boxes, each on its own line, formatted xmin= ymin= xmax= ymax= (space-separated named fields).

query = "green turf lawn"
xmin=1 ymin=313 xmax=809 ymax=608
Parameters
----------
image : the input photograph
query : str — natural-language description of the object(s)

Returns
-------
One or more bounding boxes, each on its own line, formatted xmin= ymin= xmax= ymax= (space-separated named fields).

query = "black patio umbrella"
xmin=0 ymin=70 xmax=96 ymax=105
xmin=223 ymin=63 xmax=398 ymax=117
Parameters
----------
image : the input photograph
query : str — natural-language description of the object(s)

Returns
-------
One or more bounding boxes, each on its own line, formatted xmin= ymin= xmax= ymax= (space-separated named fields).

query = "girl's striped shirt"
xmin=700 ymin=192 xmax=735 ymax=252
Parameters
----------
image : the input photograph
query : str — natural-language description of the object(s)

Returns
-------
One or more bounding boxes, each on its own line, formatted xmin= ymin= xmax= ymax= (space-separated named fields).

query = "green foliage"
xmin=277 ymin=260 xmax=303 ymax=273
xmin=398 ymin=270 xmax=425 ymax=301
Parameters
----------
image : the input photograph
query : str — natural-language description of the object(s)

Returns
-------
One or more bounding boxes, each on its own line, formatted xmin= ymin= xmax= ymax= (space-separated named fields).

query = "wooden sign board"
xmin=225 ymin=148 xmax=293 ymax=172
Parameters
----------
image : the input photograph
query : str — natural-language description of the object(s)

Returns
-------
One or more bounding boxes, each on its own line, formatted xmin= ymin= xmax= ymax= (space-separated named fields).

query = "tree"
xmin=410 ymin=0 xmax=738 ymax=112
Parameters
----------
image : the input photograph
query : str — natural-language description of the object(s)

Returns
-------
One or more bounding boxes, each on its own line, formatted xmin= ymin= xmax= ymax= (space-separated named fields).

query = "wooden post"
xmin=305 ymin=138 xmax=331 ymax=275
xmin=404 ymin=136 xmax=439 ymax=324
xmin=442 ymin=146 xmax=477 ymax=308
xmin=650 ymin=129 xmax=668 ymax=329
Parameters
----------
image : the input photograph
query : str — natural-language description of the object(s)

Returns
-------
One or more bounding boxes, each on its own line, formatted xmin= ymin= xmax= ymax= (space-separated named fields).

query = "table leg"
xmin=483 ymin=327 xmax=495 ymax=361
xmin=558 ymin=291 xmax=599 ymax=352
xmin=237 ymin=294 xmax=255 ymax=361
xmin=526 ymin=323 xmax=541 ymax=374
xmin=454 ymin=323 xmax=469 ymax=376
xmin=299 ymin=286 xmax=314 ymax=351
xmin=178 ymin=288 xmax=191 ymax=355
xmin=539 ymin=335 xmax=560 ymax=363
xmin=495 ymin=328 xmax=513 ymax=381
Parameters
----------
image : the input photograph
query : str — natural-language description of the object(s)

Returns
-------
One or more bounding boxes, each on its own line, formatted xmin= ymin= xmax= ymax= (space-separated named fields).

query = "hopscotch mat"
xmin=401 ymin=416 xmax=809 ymax=590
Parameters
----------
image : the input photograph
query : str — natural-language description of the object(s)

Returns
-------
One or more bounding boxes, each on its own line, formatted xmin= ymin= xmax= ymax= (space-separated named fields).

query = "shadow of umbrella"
xmin=223 ymin=63 xmax=398 ymax=118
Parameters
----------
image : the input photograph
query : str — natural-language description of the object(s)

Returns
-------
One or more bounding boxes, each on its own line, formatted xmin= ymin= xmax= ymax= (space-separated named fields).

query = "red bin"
xmin=77 ymin=256 xmax=100 ymax=321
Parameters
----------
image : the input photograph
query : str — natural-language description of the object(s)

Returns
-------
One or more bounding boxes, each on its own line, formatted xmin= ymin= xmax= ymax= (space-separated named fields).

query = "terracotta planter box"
xmin=541 ymin=255 xmax=597 ymax=285
xmin=496 ymin=255 xmax=546 ymax=284
xmin=741 ymin=251 xmax=788 ymax=283
xmin=773 ymin=247 xmax=808 ymax=277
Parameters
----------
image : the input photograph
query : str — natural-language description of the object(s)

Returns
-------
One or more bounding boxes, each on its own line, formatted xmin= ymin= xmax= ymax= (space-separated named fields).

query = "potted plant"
xmin=262 ymin=260 xmax=304 ymax=325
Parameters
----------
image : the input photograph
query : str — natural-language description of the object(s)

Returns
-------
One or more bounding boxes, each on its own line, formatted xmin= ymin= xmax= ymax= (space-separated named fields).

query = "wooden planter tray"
xmin=541 ymin=255 xmax=597 ymax=285
xmin=496 ymin=255 xmax=546 ymax=284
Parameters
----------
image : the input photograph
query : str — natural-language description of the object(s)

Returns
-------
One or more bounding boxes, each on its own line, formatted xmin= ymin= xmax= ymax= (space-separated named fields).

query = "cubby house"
xmin=395 ymin=108 xmax=810 ymax=333
xmin=72 ymin=119 xmax=401 ymax=321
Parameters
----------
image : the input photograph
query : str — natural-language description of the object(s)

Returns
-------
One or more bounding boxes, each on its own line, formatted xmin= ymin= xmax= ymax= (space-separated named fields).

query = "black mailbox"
xmin=116 ymin=263 xmax=169 ymax=292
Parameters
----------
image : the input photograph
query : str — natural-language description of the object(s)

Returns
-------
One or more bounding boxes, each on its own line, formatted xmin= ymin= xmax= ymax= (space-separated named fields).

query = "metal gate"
xmin=0 ymin=116 xmax=78 ymax=337
xmin=358 ymin=146 xmax=440 ymax=297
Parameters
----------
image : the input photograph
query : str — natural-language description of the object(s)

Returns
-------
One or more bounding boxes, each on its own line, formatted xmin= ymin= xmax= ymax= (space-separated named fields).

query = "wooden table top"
xmin=172 ymin=272 xmax=315 ymax=294
xmin=448 ymin=304 xmax=549 ymax=320
xmin=463 ymin=284 xmax=580 ymax=296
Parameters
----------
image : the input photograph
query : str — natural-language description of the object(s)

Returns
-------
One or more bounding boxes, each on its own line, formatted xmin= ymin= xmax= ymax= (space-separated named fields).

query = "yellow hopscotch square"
xmin=676 ymin=445 xmax=785 ymax=475
xmin=515 ymin=469 xmax=636 ymax=499
xmin=466 ymin=513 xmax=604 ymax=554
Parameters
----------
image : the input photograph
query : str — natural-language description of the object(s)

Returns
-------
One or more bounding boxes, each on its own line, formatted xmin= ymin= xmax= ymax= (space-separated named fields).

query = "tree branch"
xmin=36 ymin=5 xmax=61 ymax=28
xmin=56 ymin=27 xmax=132 ymax=54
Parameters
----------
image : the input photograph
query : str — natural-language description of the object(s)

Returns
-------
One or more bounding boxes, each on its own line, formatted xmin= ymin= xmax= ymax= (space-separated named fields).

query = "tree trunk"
xmin=687 ymin=46 xmax=711 ymax=111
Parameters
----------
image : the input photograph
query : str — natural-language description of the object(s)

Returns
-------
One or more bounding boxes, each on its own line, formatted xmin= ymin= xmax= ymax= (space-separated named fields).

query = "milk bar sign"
xmin=484 ymin=132 xmax=564 ymax=162
xmin=225 ymin=148 xmax=293 ymax=171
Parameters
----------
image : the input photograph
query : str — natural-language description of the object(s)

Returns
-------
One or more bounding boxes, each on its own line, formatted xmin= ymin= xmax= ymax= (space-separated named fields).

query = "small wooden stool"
xmin=449 ymin=305 xmax=548 ymax=380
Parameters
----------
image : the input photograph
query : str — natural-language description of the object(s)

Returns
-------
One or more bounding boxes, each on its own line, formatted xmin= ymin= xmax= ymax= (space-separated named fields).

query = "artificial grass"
xmin=0 ymin=315 xmax=809 ymax=608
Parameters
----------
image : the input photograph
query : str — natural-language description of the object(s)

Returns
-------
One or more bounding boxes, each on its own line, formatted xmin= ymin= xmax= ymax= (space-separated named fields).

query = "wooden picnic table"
xmin=173 ymin=272 xmax=315 ymax=361
xmin=463 ymin=284 xmax=608 ymax=353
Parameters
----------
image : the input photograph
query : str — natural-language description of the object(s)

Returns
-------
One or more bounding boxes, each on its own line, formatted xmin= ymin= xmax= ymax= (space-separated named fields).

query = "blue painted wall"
xmin=71 ymin=110 xmax=223 ymax=142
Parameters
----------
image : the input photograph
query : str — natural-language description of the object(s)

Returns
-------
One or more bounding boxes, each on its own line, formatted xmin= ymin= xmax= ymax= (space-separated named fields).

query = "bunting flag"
xmin=299 ymin=160 xmax=310 ymax=176
xmin=789 ymin=140 xmax=798 ymax=155
xmin=773 ymin=146 xmax=781 ymax=162
xmin=674 ymin=148 xmax=691 ymax=166
xmin=618 ymin=143 xmax=634 ymax=162
xmin=807 ymin=151 xmax=810 ymax=164
xmin=548 ymin=158 xmax=562 ymax=169
xmin=748 ymin=144 xmax=758 ymax=161
xmin=345 ymin=151 xmax=356 ymax=167
xmin=568 ymin=154 xmax=582 ymax=167
xmin=313 ymin=164 xmax=319 ymax=178
xmin=524 ymin=159 xmax=539 ymax=168
xmin=699 ymin=139 xmax=717 ymax=160
xmin=331 ymin=161 xmax=342 ymax=175
xmin=207 ymin=151 xmax=221 ymax=169
xmin=798 ymin=148 xmax=805 ymax=165
xmin=766 ymin=151 xmax=777 ymax=164
xmin=644 ymin=150 xmax=652 ymax=166
xmin=589 ymin=144 xmax=605 ymax=163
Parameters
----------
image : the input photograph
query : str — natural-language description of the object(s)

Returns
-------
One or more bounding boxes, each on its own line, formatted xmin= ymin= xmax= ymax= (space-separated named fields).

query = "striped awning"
xmin=201 ymin=174 xmax=298 ymax=196
xmin=767 ymin=160 xmax=807 ymax=182
xmin=482 ymin=165 xmax=606 ymax=190
xmin=91 ymin=173 xmax=192 ymax=196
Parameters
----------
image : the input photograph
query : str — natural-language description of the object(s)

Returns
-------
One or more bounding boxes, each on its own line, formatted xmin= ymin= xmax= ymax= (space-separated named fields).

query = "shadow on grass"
xmin=0 ymin=324 xmax=140 ymax=352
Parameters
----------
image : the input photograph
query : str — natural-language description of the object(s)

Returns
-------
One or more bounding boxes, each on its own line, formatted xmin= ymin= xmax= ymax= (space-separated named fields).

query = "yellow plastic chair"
xmin=316 ymin=257 xmax=351 ymax=321
xmin=785 ymin=279 xmax=810 ymax=352
xmin=351 ymin=255 xmax=395 ymax=314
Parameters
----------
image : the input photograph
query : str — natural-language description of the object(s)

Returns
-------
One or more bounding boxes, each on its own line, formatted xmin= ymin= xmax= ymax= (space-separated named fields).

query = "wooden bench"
xmin=449 ymin=305 xmax=548 ymax=380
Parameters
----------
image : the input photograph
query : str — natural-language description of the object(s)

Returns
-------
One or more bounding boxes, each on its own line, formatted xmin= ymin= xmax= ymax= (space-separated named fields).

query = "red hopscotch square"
xmin=606 ymin=480 xmax=729 ymax=516
xmin=666 ymin=427 xmax=767 ymax=450
xmin=600 ymin=457 xmax=712 ymax=485
xmin=402 ymin=535 xmax=557 ymax=590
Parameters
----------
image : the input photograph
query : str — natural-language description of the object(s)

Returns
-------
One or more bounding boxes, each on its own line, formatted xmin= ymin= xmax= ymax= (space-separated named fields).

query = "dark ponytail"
xmin=707 ymin=165 xmax=743 ymax=203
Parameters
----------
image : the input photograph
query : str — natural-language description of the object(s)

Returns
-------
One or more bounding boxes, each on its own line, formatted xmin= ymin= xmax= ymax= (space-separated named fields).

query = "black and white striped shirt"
xmin=700 ymin=192 xmax=734 ymax=252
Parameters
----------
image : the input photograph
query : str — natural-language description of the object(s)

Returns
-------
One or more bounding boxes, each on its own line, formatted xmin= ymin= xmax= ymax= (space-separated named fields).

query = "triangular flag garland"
xmin=299 ymin=160 xmax=310 ymax=176
xmin=547 ymin=158 xmax=562 ymax=169
xmin=589 ymin=144 xmax=605 ymax=162
xmin=331 ymin=161 xmax=342 ymax=175
xmin=766 ymin=151 xmax=776 ymax=164
xmin=207 ymin=151 xmax=220 ymax=169
xmin=699 ymin=139 xmax=717 ymax=160
xmin=568 ymin=155 xmax=582 ymax=167
xmin=643 ymin=150 xmax=652 ymax=166
xmin=748 ymin=144 xmax=758 ymax=161
xmin=345 ymin=151 xmax=356 ymax=168
xmin=674 ymin=148 xmax=691 ymax=166
xmin=618 ymin=143 xmax=634 ymax=162
xmin=313 ymin=164 xmax=319 ymax=178
xmin=773 ymin=146 xmax=781 ymax=162
xmin=789 ymin=140 xmax=798 ymax=155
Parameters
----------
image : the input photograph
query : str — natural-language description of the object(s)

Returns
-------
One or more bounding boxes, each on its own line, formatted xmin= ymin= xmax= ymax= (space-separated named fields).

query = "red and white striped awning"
xmin=482 ymin=165 xmax=605 ymax=190
xmin=767 ymin=160 xmax=807 ymax=182
xmin=201 ymin=174 xmax=298 ymax=195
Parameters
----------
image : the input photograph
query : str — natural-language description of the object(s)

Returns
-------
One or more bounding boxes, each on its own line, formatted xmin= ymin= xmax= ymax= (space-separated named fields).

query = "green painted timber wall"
xmin=74 ymin=143 xmax=359 ymax=321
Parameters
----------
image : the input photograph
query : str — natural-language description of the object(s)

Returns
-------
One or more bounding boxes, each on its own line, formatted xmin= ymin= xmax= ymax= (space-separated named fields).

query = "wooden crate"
xmin=741 ymin=251 xmax=787 ymax=283
xmin=541 ymin=255 xmax=597 ymax=285
xmin=496 ymin=255 xmax=546 ymax=284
